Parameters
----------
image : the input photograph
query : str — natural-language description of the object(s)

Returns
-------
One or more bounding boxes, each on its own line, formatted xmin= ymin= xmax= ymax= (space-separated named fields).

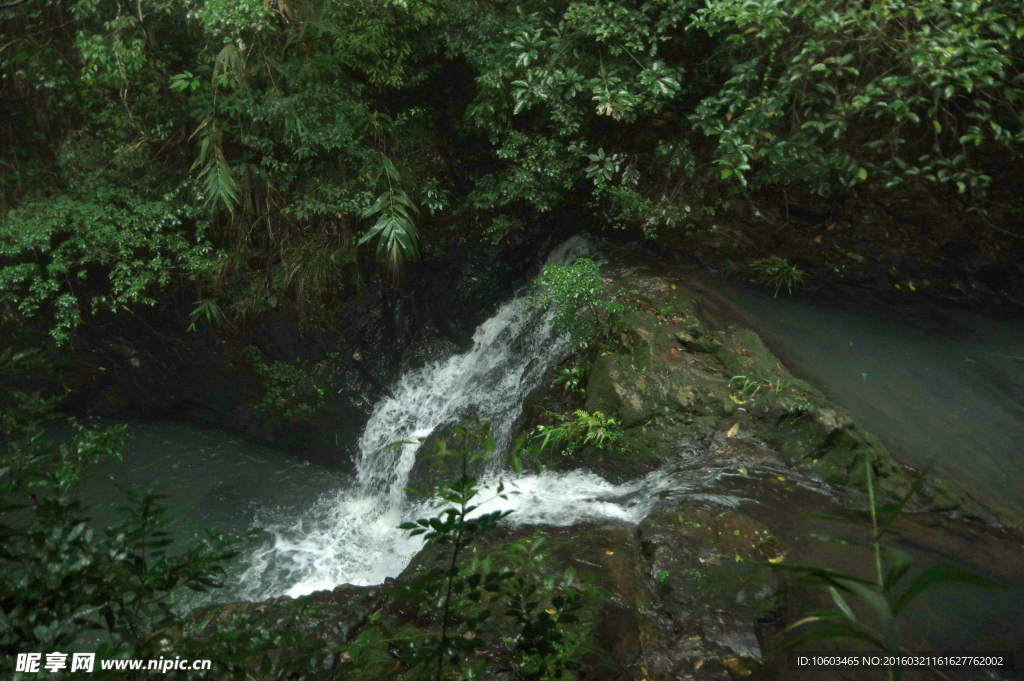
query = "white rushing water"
xmin=237 ymin=294 xmax=769 ymax=601
xmin=239 ymin=297 xmax=570 ymax=599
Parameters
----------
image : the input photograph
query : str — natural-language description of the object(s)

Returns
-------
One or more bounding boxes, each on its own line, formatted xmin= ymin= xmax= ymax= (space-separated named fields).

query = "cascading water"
xmin=239 ymin=297 xmax=568 ymax=599
xmin=237 ymin=290 xmax=776 ymax=601
xmin=236 ymin=290 xmax=782 ymax=602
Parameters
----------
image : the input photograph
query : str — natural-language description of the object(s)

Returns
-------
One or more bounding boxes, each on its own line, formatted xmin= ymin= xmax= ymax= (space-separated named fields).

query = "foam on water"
xmin=239 ymin=297 xmax=567 ymax=599
xmin=237 ymin=295 xmax=758 ymax=601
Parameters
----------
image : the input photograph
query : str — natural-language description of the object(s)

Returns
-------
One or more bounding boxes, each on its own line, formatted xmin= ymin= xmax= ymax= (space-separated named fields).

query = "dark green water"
xmin=691 ymin=277 xmax=1024 ymax=519
xmin=76 ymin=421 xmax=346 ymax=608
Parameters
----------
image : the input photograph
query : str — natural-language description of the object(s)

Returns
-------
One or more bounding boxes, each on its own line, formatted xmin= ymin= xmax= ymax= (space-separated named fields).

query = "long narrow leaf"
xmin=834 ymin=577 xmax=899 ymax=652
xmin=891 ymin=565 xmax=1004 ymax=614
xmin=883 ymin=549 xmax=914 ymax=592
xmin=828 ymin=586 xmax=857 ymax=622
xmin=876 ymin=466 xmax=931 ymax=539
xmin=769 ymin=621 xmax=885 ymax=657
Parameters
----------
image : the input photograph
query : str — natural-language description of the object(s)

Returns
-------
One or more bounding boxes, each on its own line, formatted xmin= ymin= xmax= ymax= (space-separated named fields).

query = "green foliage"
xmin=3 ymin=0 xmax=1022 ymax=340
xmin=767 ymin=453 xmax=1002 ymax=680
xmin=396 ymin=420 xmax=584 ymax=680
xmin=358 ymin=153 xmax=421 ymax=279
xmin=556 ymin=362 xmax=590 ymax=395
xmin=242 ymin=346 xmax=340 ymax=425
xmin=0 ymin=350 xmax=251 ymax=678
xmin=531 ymin=258 xmax=625 ymax=349
xmin=188 ymin=298 xmax=227 ymax=332
xmin=750 ymin=257 xmax=809 ymax=297
xmin=584 ymin=148 xmax=623 ymax=185
xmin=690 ymin=0 xmax=1024 ymax=202
xmin=190 ymin=117 xmax=239 ymax=215
xmin=0 ymin=187 xmax=218 ymax=344
xmin=533 ymin=410 xmax=622 ymax=457
xmin=482 ymin=215 xmax=524 ymax=245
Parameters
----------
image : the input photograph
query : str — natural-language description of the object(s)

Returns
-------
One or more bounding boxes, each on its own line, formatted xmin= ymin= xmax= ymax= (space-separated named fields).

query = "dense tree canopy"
xmin=2 ymin=0 xmax=1023 ymax=340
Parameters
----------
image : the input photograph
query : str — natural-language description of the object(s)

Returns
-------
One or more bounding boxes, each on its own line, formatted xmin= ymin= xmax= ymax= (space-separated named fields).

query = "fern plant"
xmin=534 ymin=409 xmax=622 ymax=456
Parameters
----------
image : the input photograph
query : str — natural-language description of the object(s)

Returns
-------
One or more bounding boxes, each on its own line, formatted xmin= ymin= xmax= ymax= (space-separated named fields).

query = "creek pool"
xmin=688 ymin=276 xmax=1024 ymax=519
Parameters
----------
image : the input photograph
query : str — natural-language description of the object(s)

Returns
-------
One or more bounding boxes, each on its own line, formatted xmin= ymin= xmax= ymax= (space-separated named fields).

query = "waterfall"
xmin=238 ymin=297 xmax=568 ymax=599
xmin=237 ymin=284 xmax=763 ymax=601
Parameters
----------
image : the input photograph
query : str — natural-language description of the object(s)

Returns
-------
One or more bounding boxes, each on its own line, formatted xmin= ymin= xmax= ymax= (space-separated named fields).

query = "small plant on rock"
xmin=531 ymin=258 xmax=626 ymax=349
xmin=555 ymin=362 xmax=589 ymax=395
xmin=534 ymin=410 xmax=622 ymax=457
xmin=750 ymin=257 xmax=808 ymax=297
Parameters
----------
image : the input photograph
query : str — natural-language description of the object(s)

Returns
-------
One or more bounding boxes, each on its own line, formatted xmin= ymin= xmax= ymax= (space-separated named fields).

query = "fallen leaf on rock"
xmin=727 ymin=423 xmax=739 ymax=438
xmin=776 ymin=476 xmax=786 ymax=481
xmin=768 ymin=556 xmax=785 ymax=564
xmin=605 ymin=550 xmax=614 ymax=555
xmin=736 ymin=349 xmax=753 ymax=356
xmin=814 ymin=235 xmax=822 ymax=243
xmin=462 ymin=631 xmax=477 ymax=640
xmin=694 ymin=659 xmax=704 ymax=670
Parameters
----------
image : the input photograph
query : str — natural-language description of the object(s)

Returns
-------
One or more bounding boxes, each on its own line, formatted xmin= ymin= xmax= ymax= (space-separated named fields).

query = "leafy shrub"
xmin=0 ymin=187 xmax=217 ymax=344
xmin=691 ymin=0 xmax=1024 ymax=204
xmin=531 ymin=258 xmax=625 ymax=348
xmin=395 ymin=420 xmax=585 ymax=680
xmin=0 ymin=350 xmax=251 ymax=678
xmin=241 ymin=347 xmax=340 ymax=425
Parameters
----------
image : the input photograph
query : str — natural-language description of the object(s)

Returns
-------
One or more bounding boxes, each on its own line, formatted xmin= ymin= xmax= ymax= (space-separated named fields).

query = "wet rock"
xmin=183 ymin=583 xmax=383 ymax=674
xmin=545 ymin=234 xmax=608 ymax=267
xmin=929 ymin=478 xmax=965 ymax=512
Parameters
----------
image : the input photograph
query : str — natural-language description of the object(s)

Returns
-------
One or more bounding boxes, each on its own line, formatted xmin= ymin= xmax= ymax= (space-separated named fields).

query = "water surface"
xmin=688 ymin=277 xmax=1024 ymax=518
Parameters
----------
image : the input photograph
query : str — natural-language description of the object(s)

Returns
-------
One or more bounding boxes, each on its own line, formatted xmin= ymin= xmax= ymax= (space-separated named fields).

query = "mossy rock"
xmin=930 ymin=479 xmax=965 ymax=512
xmin=810 ymin=427 xmax=910 ymax=497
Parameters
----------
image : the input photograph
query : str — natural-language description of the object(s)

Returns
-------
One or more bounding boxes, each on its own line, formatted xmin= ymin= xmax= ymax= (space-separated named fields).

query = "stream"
xmin=686 ymin=276 xmax=1024 ymax=519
